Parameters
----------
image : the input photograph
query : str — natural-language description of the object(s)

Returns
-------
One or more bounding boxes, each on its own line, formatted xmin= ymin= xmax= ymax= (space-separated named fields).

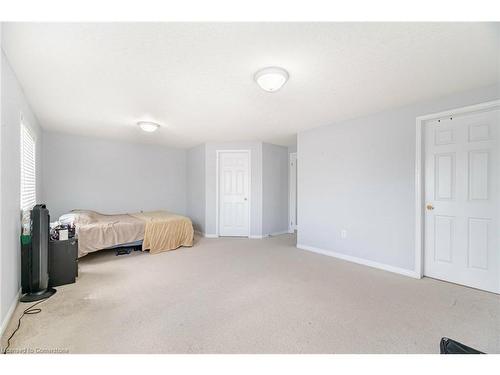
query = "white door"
xmin=289 ymin=152 xmax=297 ymax=232
xmin=218 ymin=151 xmax=250 ymax=237
xmin=424 ymin=108 xmax=499 ymax=293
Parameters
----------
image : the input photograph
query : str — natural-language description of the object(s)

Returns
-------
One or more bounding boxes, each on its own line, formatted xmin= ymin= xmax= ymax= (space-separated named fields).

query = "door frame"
xmin=215 ymin=149 xmax=251 ymax=237
xmin=414 ymin=99 xmax=500 ymax=279
xmin=288 ymin=152 xmax=297 ymax=233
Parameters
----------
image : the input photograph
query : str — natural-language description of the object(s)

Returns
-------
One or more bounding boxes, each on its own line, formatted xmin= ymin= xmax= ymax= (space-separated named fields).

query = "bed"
xmin=62 ymin=210 xmax=194 ymax=258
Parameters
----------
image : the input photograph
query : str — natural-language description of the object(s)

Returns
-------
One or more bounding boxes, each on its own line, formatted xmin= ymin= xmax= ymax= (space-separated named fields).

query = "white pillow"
xmin=58 ymin=213 xmax=77 ymax=225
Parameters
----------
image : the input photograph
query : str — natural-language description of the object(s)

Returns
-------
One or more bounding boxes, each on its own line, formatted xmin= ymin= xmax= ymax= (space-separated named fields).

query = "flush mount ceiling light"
xmin=254 ymin=67 xmax=289 ymax=92
xmin=137 ymin=121 xmax=160 ymax=132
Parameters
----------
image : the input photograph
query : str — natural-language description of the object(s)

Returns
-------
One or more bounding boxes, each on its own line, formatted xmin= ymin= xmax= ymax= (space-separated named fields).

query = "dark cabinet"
xmin=49 ymin=238 xmax=78 ymax=287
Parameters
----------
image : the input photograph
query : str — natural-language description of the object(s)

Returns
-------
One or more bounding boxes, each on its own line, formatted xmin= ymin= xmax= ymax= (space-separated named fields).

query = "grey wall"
xmin=186 ymin=144 xmax=206 ymax=233
xmin=1 ymin=24 xmax=3 ymax=331
xmin=42 ymin=132 xmax=187 ymax=218
xmin=189 ymin=141 xmax=289 ymax=238
xmin=297 ymin=84 xmax=500 ymax=272
xmin=262 ymin=143 xmax=289 ymax=235
xmin=1 ymin=50 xmax=43 ymax=328
xmin=204 ymin=141 xmax=263 ymax=237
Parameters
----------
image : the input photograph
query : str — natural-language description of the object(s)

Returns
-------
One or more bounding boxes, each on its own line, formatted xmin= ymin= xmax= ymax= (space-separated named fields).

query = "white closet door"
xmin=424 ymin=108 xmax=499 ymax=293
xmin=218 ymin=151 xmax=250 ymax=237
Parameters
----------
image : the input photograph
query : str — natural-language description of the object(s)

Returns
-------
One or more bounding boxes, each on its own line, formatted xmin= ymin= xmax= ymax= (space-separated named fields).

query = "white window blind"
xmin=20 ymin=120 xmax=36 ymax=224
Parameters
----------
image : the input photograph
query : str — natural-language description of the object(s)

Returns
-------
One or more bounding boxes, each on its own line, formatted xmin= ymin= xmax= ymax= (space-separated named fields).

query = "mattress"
xmin=68 ymin=210 xmax=193 ymax=257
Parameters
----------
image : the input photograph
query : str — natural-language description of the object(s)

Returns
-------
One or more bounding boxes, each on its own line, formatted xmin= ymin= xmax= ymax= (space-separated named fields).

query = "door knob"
xmin=426 ymin=204 xmax=434 ymax=210
xmin=244 ymin=197 xmax=248 ymax=201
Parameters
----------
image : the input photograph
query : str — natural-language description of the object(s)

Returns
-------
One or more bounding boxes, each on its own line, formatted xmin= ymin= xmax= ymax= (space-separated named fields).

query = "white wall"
xmin=1 ymin=50 xmax=43 ymax=329
xmin=297 ymin=84 xmax=500 ymax=274
xmin=42 ymin=132 xmax=187 ymax=218
xmin=262 ymin=143 xmax=289 ymax=235
xmin=186 ymin=144 xmax=206 ymax=233
xmin=0 ymin=23 xmax=3 ymax=331
xmin=204 ymin=141 xmax=263 ymax=237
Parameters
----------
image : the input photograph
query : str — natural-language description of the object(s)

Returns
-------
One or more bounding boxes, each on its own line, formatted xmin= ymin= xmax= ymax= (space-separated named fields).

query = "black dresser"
xmin=49 ymin=238 xmax=78 ymax=287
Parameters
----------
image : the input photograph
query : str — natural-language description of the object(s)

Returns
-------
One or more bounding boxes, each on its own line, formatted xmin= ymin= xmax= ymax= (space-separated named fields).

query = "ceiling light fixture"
xmin=137 ymin=121 xmax=160 ymax=132
xmin=254 ymin=67 xmax=289 ymax=92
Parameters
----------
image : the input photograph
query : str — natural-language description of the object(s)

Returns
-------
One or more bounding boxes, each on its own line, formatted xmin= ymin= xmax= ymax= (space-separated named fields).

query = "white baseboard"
xmin=202 ymin=233 xmax=267 ymax=239
xmin=296 ymin=243 xmax=420 ymax=279
xmin=1 ymin=288 xmax=21 ymax=338
xmin=202 ymin=231 xmax=288 ymax=239
xmin=194 ymin=230 xmax=219 ymax=238
xmin=202 ymin=231 xmax=290 ymax=240
xmin=268 ymin=230 xmax=289 ymax=236
xmin=250 ymin=230 xmax=289 ymax=239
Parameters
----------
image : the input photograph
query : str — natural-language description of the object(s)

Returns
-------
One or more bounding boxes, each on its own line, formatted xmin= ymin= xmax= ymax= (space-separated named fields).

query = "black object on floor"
xmin=49 ymin=238 xmax=78 ymax=287
xmin=115 ymin=245 xmax=142 ymax=256
xmin=3 ymin=299 xmax=48 ymax=354
xmin=20 ymin=288 xmax=56 ymax=303
xmin=440 ymin=337 xmax=484 ymax=354
xmin=115 ymin=247 xmax=133 ymax=256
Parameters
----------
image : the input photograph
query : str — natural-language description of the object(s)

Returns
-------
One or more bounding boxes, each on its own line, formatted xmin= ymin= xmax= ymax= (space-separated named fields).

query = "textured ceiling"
xmin=2 ymin=22 xmax=499 ymax=148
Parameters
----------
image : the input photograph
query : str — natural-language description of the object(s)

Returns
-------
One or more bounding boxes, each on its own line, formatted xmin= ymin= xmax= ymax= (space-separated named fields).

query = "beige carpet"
xmin=2 ymin=234 xmax=499 ymax=354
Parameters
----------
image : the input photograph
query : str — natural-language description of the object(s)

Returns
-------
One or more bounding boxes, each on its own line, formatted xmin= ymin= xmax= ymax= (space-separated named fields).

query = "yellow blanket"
xmin=130 ymin=211 xmax=194 ymax=254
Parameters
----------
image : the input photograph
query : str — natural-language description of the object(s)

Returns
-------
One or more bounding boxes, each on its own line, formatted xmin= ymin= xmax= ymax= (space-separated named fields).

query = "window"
xmin=20 ymin=118 xmax=36 ymax=228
